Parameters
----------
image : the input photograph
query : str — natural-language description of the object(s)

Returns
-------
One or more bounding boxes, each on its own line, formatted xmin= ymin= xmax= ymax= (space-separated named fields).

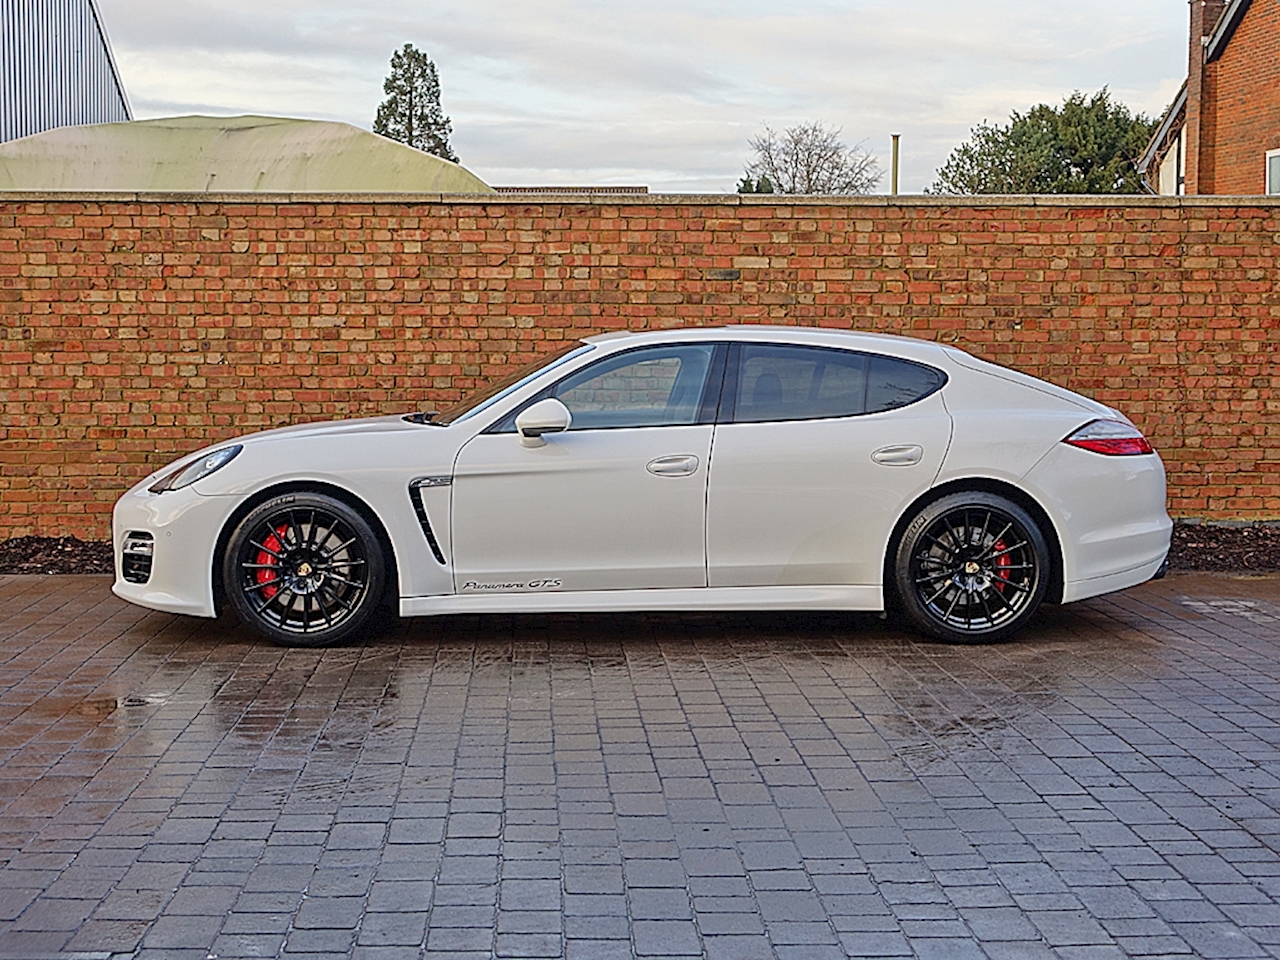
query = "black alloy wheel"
xmin=895 ymin=491 xmax=1049 ymax=643
xmin=223 ymin=492 xmax=386 ymax=647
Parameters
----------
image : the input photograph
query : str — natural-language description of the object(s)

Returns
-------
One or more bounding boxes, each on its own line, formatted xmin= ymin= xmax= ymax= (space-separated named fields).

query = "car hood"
xmin=237 ymin=413 xmax=434 ymax=445
xmin=172 ymin=412 xmax=459 ymax=498
xmin=132 ymin=415 xmax=438 ymax=492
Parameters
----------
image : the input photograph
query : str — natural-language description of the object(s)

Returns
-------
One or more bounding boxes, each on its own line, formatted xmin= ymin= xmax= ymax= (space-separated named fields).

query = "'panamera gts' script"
xmin=462 ymin=579 xmax=563 ymax=591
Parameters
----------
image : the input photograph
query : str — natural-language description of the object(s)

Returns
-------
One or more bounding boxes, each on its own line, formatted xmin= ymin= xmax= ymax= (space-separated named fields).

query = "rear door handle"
xmin=647 ymin=455 xmax=700 ymax=477
xmin=871 ymin=444 xmax=924 ymax=466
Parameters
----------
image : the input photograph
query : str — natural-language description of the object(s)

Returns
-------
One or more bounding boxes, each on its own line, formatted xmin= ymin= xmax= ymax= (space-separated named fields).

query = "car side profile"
xmin=112 ymin=326 xmax=1172 ymax=646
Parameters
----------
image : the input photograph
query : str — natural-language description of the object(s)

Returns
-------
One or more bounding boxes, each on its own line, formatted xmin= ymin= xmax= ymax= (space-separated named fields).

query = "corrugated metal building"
xmin=1 ymin=0 xmax=131 ymax=144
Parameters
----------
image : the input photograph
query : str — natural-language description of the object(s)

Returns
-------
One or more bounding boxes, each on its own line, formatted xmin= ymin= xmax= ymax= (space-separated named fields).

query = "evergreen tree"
xmin=737 ymin=175 xmax=774 ymax=194
xmin=929 ymin=89 xmax=1155 ymax=195
xmin=374 ymin=44 xmax=457 ymax=162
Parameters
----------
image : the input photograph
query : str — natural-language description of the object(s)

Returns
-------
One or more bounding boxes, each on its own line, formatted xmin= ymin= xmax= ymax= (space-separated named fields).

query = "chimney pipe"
xmin=891 ymin=134 xmax=900 ymax=195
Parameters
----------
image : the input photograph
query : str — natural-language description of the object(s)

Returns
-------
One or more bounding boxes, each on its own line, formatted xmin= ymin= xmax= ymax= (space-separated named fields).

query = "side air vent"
xmin=408 ymin=478 xmax=449 ymax=564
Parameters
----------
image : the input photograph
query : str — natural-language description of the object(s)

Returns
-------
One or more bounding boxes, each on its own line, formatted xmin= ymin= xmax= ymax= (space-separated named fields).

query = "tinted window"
xmin=524 ymin=344 xmax=716 ymax=430
xmin=733 ymin=345 xmax=867 ymax=423
xmin=866 ymin=356 xmax=945 ymax=413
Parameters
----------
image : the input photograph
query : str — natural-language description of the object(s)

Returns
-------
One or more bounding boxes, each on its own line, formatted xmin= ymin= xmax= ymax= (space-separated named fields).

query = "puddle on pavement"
xmin=70 ymin=698 xmax=118 ymax=720
xmin=24 ymin=692 xmax=170 ymax=721
xmin=1180 ymin=597 xmax=1280 ymax=625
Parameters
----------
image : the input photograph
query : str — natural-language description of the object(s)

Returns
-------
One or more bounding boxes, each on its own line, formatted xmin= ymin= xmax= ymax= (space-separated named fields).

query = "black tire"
xmin=894 ymin=491 xmax=1049 ymax=644
xmin=222 ymin=492 xmax=386 ymax=647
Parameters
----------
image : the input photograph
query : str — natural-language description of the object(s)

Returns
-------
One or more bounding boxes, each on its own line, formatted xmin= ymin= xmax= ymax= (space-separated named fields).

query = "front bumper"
xmin=111 ymin=481 xmax=240 ymax=618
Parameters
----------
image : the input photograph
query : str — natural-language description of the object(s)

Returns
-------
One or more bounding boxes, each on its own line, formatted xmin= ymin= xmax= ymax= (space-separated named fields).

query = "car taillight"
xmin=1063 ymin=420 xmax=1154 ymax=456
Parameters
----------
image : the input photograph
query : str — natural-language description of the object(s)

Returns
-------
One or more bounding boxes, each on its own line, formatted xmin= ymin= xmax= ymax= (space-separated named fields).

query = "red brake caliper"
xmin=255 ymin=524 xmax=289 ymax=599
xmin=992 ymin=539 xmax=1012 ymax=593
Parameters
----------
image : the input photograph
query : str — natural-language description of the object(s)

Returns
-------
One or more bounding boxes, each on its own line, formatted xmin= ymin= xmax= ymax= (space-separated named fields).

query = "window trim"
xmin=720 ymin=342 xmax=948 ymax=425
xmin=1267 ymin=148 xmax=1280 ymax=196
xmin=483 ymin=342 xmax=730 ymax=434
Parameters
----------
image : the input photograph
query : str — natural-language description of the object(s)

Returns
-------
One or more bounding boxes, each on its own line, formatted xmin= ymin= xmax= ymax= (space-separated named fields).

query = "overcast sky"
xmin=96 ymin=0 xmax=1190 ymax=194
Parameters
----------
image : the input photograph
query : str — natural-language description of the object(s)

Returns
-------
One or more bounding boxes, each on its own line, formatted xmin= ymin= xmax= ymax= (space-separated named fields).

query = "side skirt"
xmin=400 ymin=584 xmax=883 ymax=618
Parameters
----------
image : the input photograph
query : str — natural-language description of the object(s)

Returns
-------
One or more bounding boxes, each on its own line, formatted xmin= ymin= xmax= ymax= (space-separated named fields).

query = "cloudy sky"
xmin=96 ymin=0 xmax=1190 ymax=193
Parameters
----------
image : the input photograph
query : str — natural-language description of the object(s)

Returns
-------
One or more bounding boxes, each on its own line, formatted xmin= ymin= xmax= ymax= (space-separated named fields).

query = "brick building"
xmin=1140 ymin=0 xmax=1280 ymax=195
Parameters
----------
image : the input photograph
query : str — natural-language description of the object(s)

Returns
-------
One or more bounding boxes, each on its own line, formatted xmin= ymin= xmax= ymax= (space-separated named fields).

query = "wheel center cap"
xmin=296 ymin=561 xmax=313 ymax=577
xmin=964 ymin=561 xmax=981 ymax=575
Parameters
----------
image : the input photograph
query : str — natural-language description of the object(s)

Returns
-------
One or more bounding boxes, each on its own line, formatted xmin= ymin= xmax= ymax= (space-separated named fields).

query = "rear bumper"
xmin=1023 ymin=443 xmax=1172 ymax=602
xmin=1062 ymin=551 xmax=1169 ymax=603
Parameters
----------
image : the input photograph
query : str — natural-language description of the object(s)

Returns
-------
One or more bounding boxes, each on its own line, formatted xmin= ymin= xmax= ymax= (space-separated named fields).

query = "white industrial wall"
xmin=1 ymin=0 xmax=131 ymax=143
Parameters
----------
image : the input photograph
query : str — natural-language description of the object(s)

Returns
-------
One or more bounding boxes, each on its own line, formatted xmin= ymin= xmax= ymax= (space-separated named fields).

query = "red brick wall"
xmin=2 ymin=193 xmax=1278 ymax=540
xmin=1206 ymin=0 xmax=1280 ymax=195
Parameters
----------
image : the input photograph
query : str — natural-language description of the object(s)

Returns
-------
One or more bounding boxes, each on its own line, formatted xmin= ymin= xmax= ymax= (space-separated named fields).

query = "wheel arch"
xmin=211 ymin=480 xmax=400 ymax=617
xmin=882 ymin=477 xmax=1065 ymax=607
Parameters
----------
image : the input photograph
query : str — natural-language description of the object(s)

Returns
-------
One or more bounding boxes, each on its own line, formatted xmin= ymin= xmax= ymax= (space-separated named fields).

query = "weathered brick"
xmin=0 ymin=194 xmax=1277 ymax=538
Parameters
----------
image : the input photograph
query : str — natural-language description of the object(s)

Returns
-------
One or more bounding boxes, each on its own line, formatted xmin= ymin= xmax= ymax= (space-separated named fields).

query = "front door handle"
xmin=647 ymin=455 xmax=700 ymax=477
xmin=871 ymin=444 xmax=924 ymax=466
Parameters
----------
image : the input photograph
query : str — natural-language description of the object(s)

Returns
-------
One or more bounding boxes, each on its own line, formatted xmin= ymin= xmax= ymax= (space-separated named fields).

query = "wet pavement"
xmin=2 ymin=575 xmax=1280 ymax=959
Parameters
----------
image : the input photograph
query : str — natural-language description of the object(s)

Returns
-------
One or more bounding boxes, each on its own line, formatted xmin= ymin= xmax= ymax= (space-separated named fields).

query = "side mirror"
xmin=515 ymin=398 xmax=572 ymax=447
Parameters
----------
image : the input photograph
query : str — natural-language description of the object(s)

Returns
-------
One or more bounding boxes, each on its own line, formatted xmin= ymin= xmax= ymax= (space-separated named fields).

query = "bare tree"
xmin=745 ymin=122 xmax=881 ymax=195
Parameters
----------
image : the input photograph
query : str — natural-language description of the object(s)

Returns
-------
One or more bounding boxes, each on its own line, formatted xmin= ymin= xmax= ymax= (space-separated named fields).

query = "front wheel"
xmin=894 ymin=492 xmax=1049 ymax=644
xmin=223 ymin=492 xmax=386 ymax=647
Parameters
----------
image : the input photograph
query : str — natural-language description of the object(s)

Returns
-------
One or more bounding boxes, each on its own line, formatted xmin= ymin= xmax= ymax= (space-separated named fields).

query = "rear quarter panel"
xmin=935 ymin=357 xmax=1170 ymax=596
xmin=935 ymin=362 xmax=1097 ymax=487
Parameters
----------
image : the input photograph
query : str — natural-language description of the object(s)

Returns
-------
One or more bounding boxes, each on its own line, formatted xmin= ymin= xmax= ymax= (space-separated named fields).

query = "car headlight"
xmin=149 ymin=445 xmax=243 ymax=493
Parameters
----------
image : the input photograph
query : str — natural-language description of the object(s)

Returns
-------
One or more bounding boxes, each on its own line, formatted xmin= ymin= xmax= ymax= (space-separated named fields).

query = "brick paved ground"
xmin=2 ymin=574 xmax=1280 ymax=960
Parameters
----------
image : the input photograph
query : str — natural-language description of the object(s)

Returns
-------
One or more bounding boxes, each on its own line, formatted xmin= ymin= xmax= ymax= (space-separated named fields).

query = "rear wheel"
xmin=223 ymin=493 xmax=385 ymax=647
xmin=894 ymin=492 xmax=1049 ymax=643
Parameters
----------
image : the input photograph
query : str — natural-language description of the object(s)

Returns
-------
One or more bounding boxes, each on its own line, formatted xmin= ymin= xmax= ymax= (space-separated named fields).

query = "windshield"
xmin=433 ymin=342 xmax=593 ymax=425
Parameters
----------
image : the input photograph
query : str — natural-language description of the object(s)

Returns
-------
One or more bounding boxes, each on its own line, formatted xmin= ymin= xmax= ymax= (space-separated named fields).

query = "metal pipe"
xmin=891 ymin=134 xmax=900 ymax=195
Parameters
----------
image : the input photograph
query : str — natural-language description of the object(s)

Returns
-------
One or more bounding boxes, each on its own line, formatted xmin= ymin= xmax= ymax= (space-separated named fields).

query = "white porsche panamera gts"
xmin=112 ymin=326 xmax=1172 ymax=647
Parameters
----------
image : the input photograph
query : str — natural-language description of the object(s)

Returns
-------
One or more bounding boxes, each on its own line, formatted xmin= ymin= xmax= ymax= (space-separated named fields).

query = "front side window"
xmin=728 ymin=343 xmax=946 ymax=423
xmin=493 ymin=343 xmax=718 ymax=432
xmin=553 ymin=344 xmax=715 ymax=429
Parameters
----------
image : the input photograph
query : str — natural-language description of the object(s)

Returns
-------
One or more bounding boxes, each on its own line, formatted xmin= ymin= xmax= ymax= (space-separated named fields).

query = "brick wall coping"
xmin=2 ymin=190 xmax=1280 ymax=208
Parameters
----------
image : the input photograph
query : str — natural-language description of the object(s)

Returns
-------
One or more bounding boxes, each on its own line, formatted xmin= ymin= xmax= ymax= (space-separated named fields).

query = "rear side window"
xmin=733 ymin=345 xmax=868 ymax=423
xmin=866 ymin=355 xmax=946 ymax=413
xmin=729 ymin=344 xmax=945 ymax=423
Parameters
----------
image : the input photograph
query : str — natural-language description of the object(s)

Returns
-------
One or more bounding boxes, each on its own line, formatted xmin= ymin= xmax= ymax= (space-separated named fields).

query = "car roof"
xmin=581 ymin=325 xmax=950 ymax=363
